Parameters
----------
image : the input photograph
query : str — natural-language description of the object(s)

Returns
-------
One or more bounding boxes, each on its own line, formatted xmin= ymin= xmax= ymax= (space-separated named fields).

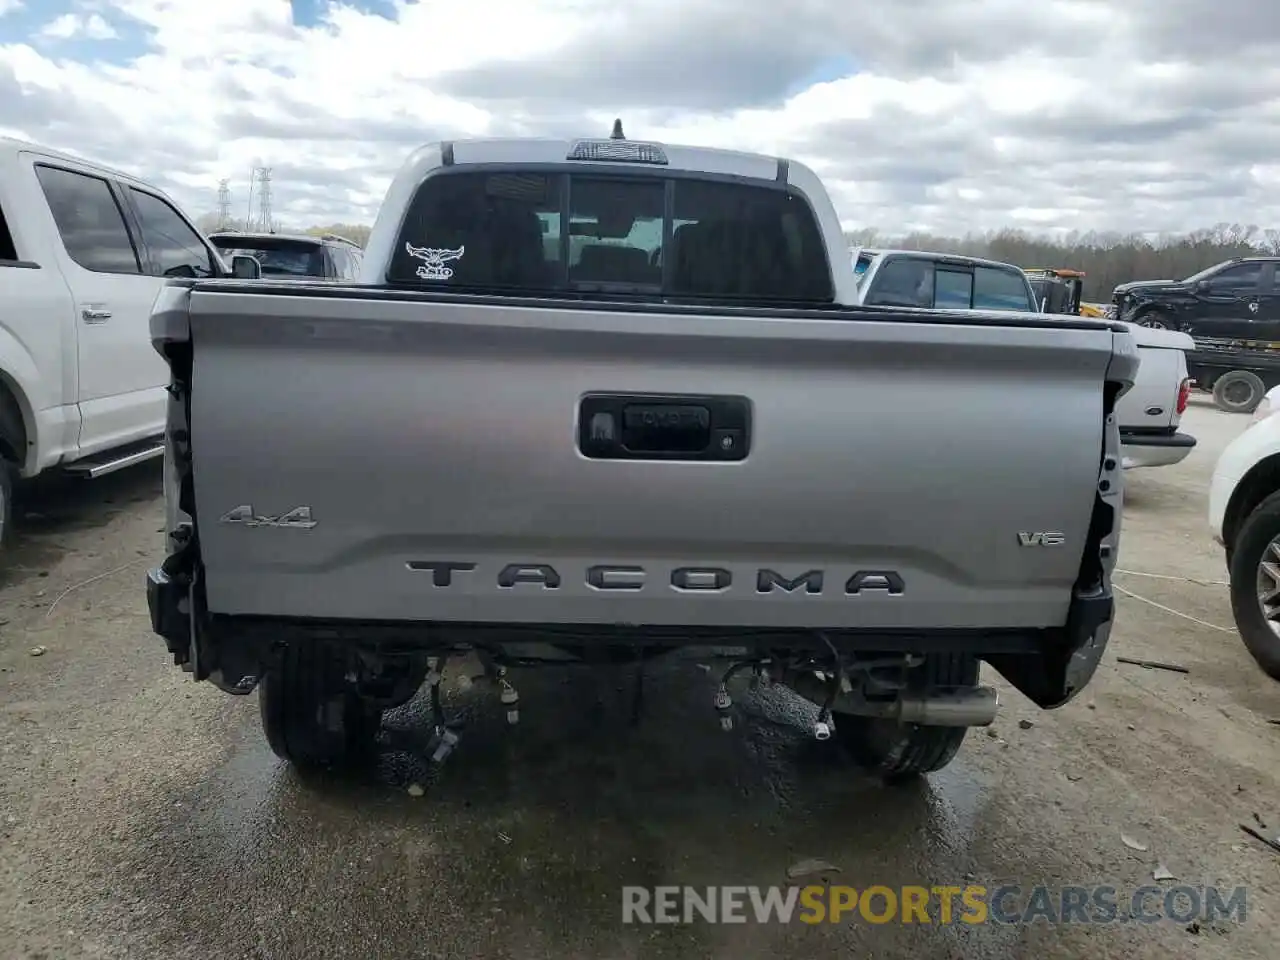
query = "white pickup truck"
xmin=0 ymin=137 xmax=259 ymax=551
xmin=851 ymin=248 xmax=1197 ymax=470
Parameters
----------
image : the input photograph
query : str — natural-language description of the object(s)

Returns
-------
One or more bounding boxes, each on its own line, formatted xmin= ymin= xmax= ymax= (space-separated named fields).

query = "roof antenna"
xmin=610 ymin=118 xmax=625 ymax=140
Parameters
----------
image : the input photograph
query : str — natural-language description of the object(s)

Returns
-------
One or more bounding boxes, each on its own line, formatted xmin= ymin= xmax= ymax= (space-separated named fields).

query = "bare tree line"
xmin=299 ymin=223 xmax=372 ymax=246
xmin=845 ymin=223 xmax=1280 ymax=301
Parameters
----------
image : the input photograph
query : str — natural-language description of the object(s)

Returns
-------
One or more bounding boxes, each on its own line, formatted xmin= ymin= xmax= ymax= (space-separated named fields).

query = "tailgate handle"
xmin=579 ymin=394 xmax=750 ymax=461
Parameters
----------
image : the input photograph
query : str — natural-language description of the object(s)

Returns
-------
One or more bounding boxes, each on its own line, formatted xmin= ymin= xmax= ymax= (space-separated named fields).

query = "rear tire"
xmin=259 ymin=643 xmax=383 ymax=770
xmin=1212 ymin=370 xmax=1266 ymax=414
xmin=834 ymin=652 xmax=979 ymax=783
xmin=1227 ymin=491 xmax=1280 ymax=681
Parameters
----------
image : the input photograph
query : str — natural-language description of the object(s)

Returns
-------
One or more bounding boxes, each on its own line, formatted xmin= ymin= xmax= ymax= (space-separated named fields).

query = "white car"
xmin=1208 ymin=383 xmax=1280 ymax=680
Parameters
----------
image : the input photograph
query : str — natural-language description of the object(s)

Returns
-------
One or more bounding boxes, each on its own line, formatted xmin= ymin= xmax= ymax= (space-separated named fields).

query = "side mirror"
xmin=1195 ymin=279 xmax=1211 ymax=293
xmin=230 ymin=255 xmax=261 ymax=280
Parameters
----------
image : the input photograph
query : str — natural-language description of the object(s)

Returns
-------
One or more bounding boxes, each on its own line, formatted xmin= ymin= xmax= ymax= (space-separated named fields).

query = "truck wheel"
xmin=1227 ymin=491 xmax=1280 ymax=681
xmin=834 ymin=652 xmax=979 ymax=783
xmin=1137 ymin=310 xmax=1171 ymax=329
xmin=259 ymin=643 xmax=383 ymax=770
xmin=1212 ymin=370 xmax=1266 ymax=414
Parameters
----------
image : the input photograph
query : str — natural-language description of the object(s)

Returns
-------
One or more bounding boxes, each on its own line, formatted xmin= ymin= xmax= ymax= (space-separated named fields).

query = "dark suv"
xmin=207 ymin=231 xmax=364 ymax=281
xmin=1111 ymin=257 xmax=1280 ymax=338
xmin=1111 ymin=257 xmax=1280 ymax=413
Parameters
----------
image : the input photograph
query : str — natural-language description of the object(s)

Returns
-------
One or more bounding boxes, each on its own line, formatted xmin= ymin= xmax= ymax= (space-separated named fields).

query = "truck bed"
xmin=153 ymin=281 xmax=1133 ymax=634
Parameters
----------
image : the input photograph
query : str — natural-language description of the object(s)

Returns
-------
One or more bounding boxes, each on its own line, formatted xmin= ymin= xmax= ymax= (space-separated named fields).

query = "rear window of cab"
xmin=863 ymin=256 xmax=1034 ymax=311
xmin=387 ymin=168 xmax=835 ymax=304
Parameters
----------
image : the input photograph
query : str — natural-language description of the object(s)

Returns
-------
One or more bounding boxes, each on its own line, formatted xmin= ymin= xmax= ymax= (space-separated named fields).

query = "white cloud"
xmin=0 ymin=0 xmax=1276 ymax=236
xmin=39 ymin=13 xmax=120 ymax=41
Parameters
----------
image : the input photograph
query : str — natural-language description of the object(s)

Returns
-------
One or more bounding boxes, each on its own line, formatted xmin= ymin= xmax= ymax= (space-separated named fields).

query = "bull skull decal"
xmin=404 ymin=242 xmax=465 ymax=280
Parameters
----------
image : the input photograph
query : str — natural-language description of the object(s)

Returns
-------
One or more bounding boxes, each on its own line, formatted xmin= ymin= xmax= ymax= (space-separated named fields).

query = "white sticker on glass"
xmin=405 ymin=242 xmax=465 ymax=280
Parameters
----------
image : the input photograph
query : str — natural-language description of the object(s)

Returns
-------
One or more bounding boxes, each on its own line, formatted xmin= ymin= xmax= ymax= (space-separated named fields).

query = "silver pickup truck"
xmin=146 ymin=128 xmax=1138 ymax=782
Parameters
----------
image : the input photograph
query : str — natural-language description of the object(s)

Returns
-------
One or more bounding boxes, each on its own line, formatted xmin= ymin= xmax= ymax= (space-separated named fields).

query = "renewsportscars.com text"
xmin=621 ymin=884 xmax=1247 ymax=926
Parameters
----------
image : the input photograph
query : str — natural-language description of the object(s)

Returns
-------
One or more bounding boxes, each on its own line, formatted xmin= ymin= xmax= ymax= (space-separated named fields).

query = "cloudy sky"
xmin=1 ymin=0 xmax=1278 ymax=236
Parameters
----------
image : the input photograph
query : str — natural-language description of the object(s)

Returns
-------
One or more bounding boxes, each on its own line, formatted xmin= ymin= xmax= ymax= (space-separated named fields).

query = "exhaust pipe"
xmin=892 ymin=687 xmax=999 ymax=726
xmin=782 ymin=671 xmax=999 ymax=727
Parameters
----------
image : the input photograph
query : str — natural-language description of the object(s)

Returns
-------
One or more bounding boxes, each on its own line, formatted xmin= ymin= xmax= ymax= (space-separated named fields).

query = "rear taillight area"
xmin=1176 ymin=377 xmax=1190 ymax=416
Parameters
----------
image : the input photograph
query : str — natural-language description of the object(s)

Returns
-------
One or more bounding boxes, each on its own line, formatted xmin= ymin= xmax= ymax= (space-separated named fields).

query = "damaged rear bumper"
xmin=148 ymin=566 xmax=188 ymax=666
xmin=146 ymin=562 xmax=1117 ymax=709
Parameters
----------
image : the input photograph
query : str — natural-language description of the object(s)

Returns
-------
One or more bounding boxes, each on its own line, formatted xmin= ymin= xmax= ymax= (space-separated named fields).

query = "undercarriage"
xmin=146 ymin=563 xmax=1114 ymax=781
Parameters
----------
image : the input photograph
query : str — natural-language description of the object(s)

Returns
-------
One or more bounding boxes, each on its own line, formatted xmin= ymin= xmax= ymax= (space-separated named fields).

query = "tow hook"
xmin=424 ymin=656 xmax=460 ymax=765
xmin=429 ymin=728 xmax=459 ymax=764
xmin=714 ymin=685 xmax=733 ymax=730
xmin=500 ymin=679 xmax=520 ymax=725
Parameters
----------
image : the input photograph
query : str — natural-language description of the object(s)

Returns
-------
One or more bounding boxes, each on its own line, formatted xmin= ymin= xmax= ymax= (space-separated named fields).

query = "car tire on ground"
xmin=1227 ymin=490 xmax=1280 ymax=682
xmin=259 ymin=642 xmax=383 ymax=770
xmin=834 ymin=652 xmax=979 ymax=783
xmin=1212 ymin=370 xmax=1267 ymax=414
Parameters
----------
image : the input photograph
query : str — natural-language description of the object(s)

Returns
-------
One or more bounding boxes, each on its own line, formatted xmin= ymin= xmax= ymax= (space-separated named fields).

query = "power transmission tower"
xmin=256 ymin=167 xmax=273 ymax=232
xmin=244 ymin=165 xmax=256 ymax=231
xmin=216 ymin=179 xmax=231 ymax=230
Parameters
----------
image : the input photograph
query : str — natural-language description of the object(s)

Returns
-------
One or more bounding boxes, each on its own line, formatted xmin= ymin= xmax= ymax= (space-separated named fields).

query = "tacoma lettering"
xmin=405 ymin=560 xmax=476 ymax=587
xmin=408 ymin=562 xmax=903 ymax=595
xmin=757 ymin=568 xmax=823 ymax=594
xmin=844 ymin=570 xmax=906 ymax=595
xmin=587 ymin=565 xmax=645 ymax=590
xmin=497 ymin=564 xmax=562 ymax=588
xmin=670 ymin=567 xmax=732 ymax=591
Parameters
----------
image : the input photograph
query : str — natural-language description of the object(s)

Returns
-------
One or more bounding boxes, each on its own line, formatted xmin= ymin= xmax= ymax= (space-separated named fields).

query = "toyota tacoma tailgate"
xmin=169 ymin=288 xmax=1122 ymax=634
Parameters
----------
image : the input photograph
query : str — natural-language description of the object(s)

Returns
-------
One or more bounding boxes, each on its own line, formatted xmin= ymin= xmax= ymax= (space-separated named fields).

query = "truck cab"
xmin=0 ymin=137 xmax=253 ymax=550
xmin=851 ymin=248 xmax=1037 ymax=311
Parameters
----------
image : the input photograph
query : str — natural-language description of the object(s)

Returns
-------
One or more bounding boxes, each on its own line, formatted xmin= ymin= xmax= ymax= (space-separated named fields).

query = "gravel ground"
xmin=1 ymin=398 xmax=1277 ymax=960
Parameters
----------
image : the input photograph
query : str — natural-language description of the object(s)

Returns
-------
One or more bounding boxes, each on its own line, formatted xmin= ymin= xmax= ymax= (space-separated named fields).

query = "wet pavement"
xmin=1 ymin=401 xmax=1278 ymax=959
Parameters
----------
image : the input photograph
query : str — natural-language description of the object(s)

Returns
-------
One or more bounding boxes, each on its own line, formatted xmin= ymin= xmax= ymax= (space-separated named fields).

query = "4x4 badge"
xmin=219 ymin=505 xmax=317 ymax=529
